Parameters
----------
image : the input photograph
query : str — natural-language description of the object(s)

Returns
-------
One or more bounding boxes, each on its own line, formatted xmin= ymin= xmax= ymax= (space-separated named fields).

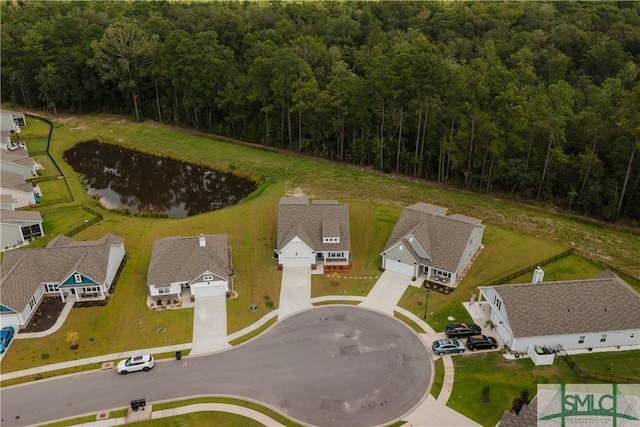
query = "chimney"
xmin=198 ymin=234 xmax=206 ymax=247
xmin=532 ymin=266 xmax=544 ymax=284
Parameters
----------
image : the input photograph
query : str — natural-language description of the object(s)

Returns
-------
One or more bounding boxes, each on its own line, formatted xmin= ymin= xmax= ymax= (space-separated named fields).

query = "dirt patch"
xmin=20 ymin=297 xmax=66 ymax=333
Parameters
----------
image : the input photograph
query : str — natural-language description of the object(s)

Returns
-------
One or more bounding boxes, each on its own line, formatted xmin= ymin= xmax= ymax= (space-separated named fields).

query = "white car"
xmin=117 ymin=354 xmax=155 ymax=374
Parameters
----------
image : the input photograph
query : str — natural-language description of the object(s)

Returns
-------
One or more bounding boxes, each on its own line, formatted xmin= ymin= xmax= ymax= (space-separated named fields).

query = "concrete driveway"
xmin=191 ymin=296 xmax=230 ymax=355
xmin=359 ymin=270 xmax=414 ymax=314
xmin=278 ymin=266 xmax=312 ymax=318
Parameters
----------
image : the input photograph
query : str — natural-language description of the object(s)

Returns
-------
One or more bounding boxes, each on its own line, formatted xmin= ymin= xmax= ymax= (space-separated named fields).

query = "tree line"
xmin=2 ymin=1 xmax=639 ymax=222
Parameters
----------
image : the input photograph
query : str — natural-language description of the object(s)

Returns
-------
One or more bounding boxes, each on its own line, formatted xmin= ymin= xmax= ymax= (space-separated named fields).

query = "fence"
xmin=482 ymin=249 xmax=574 ymax=287
xmin=37 ymin=205 xmax=103 ymax=237
xmin=563 ymin=354 xmax=640 ymax=384
xmin=574 ymin=249 xmax=640 ymax=286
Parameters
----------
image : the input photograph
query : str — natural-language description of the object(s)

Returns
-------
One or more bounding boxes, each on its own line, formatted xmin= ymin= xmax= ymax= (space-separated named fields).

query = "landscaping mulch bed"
xmin=20 ymin=297 xmax=66 ymax=333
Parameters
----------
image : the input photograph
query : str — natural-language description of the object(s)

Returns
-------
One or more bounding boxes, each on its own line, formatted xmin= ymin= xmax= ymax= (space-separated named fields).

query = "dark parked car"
xmin=466 ymin=335 xmax=499 ymax=351
xmin=0 ymin=326 xmax=15 ymax=354
xmin=445 ymin=322 xmax=482 ymax=338
xmin=432 ymin=338 xmax=466 ymax=355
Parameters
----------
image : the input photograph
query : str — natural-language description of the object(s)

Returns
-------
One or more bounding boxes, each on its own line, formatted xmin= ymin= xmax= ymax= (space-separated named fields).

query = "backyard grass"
xmin=2 ymin=112 xmax=639 ymax=426
xmin=449 ymin=350 xmax=640 ymax=426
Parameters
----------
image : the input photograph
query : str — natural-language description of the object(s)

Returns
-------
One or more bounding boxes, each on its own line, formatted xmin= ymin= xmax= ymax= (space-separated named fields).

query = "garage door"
xmin=384 ymin=259 xmax=415 ymax=277
xmin=281 ymin=255 xmax=313 ymax=268
xmin=192 ymin=284 xmax=227 ymax=298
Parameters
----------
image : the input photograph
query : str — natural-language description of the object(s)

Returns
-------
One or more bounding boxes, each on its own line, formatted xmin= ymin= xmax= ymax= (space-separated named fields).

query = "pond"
xmin=63 ymin=140 xmax=256 ymax=218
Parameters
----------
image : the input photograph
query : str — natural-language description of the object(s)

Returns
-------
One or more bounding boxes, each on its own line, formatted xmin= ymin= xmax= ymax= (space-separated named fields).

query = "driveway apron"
xmin=278 ymin=267 xmax=312 ymax=318
xmin=360 ymin=270 xmax=412 ymax=314
xmin=191 ymin=296 xmax=230 ymax=355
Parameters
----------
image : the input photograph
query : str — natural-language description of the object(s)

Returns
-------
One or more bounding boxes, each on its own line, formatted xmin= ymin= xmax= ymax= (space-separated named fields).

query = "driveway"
xmin=359 ymin=270 xmax=413 ymax=314
xmin=0 ymin=306 xmax=430 ymax=427
xmin=191 ymin=296 xmax=230 ymax=355
xmin=278 ymin=266 xmax=312 ymax=318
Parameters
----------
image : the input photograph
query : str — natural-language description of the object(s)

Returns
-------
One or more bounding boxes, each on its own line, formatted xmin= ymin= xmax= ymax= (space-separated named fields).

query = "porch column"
xmin=59 ymin=288 xmax=65 ymax=303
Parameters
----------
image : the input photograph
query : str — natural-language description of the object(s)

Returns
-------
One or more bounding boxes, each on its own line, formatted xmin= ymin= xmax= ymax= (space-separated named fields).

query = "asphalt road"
xmin=0 ymin=306 xmax=431 ymax=427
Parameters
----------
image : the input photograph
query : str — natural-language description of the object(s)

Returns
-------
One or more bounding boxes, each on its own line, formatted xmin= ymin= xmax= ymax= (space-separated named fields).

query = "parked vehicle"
xmin=0 ymin=326 xmax=15 ymax=354
xmin=445 ymin=322 xmax=481 ymax=338
xmin=432 ymin=338 xmax=466 ymax=355
xmin=117 ymin=355 xmax=155 ymax=374
xmin=466 ymin=335 xmax=499 ymax=351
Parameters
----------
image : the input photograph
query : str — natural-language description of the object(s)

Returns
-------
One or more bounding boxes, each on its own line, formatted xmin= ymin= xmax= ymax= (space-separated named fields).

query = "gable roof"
xmin=147 ymin=234 xmax=229 ymax=288
xmin=0 ymin=209 xmax=42 ymax=224
xmin=383 ymin=203 xmax=482 ymax=272
xmin=0 ymin=171 xmax=34 ymax=193
xmin=0 ymin=234 xmax=124 ymax=311
xmin=494 ymin=272 xmax=640 ymax=338
xmin=1 ymin=149 xmax=36 ymax=167
xmin=277 ymin=197 xmax=350 ymax=252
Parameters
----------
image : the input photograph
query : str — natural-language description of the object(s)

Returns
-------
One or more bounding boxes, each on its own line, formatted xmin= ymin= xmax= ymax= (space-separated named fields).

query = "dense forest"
xmin=2 ymin=1 xmax=639 ymax=223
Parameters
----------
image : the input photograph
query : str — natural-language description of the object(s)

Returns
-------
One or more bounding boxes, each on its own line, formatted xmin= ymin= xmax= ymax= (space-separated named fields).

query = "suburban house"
xmin=1 ymin=208 xmax=44 ymax=251
xmin=276 ymin=196 xmax=350 ymax=269
xmin=0 ymin=109 xmax=26 ymax=150
xmin=0 ymin=234 xmax=125 ymax=330
xmin=1 ymin=194 xmax=17 ymax=210
xmin=1 ymin=148 xmax=41 ymax=177
xmin=478 ymin=271 xmax=640 ymax=354
xmin=147 ymin=234 xmax=232 ymax=301
xmin=380 ymin=202 xmax=484 ymax=286
xmin=0 ymin=171 xmax=42 ymax=207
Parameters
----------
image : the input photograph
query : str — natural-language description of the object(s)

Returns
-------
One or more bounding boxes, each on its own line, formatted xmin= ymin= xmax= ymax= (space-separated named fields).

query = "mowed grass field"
xmin=2 ymin=112 xmax=639 ymax=426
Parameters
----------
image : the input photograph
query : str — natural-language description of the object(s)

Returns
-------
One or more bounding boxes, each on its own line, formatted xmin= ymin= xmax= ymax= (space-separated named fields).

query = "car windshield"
xmin=125 ymin=358 xmax=133 ymax=367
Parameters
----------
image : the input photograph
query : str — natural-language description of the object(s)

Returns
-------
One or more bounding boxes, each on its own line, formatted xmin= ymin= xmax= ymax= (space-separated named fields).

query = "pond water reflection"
xmin=64 ymin=140 xmax=256 ymax=218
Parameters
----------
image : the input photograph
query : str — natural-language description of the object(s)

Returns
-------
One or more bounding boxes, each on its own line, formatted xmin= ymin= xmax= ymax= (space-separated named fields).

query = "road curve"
xmin=1 ymin=306 xmax=431 ymax=427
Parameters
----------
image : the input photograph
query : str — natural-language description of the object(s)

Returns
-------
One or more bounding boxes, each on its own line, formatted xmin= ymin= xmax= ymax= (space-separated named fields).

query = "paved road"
xmin=1 ymin=306 xmax=430 ymax=427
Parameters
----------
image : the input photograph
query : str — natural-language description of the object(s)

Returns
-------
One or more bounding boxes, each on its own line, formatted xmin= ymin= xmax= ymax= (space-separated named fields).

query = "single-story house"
xmin=0 ymin=171 xmax=41 ymax=207
xmin=0 ymin=234 xmax=125 ymax=330
xmin=276 ymin=196 xmax=350 ymax=268
xmin=147 ymin=234 xmax=232 ymax=300
xmin=1 ymin=209 xmax=44 ymax=251
xmin=478 ymin=271 xmax=640 ymax=353
xmin=0 ymin=109 xmax=27 ymax=128
xmin=0 ymin=148 xmax=41 ymax=177
xmin=380 ymin=202 xmax=484 ymax=286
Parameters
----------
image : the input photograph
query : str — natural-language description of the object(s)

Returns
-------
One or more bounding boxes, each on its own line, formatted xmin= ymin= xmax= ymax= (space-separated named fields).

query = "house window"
xmin=327 ymin=252 xmax=344 ymax=259
xmin=21 ymin=224 xmax=43 ymax=240
xmin=203 ymin=275 xmax=214 ymax=281
xmin=434 ymin=269 xmax=451 ymax=278
xmin=44 ymin=283 xmax=59 ymax=293
xmin=494 ymin=295 xmax=502 ymax=311
xmin=82 ymin=286 xmax=100 ymax=293
xmin=29 ymin=296 xmax=37 ymax=310
xmin=74 ymin=273 xmax=82 ymax=283
xmin=158 ymin=287 xmax=171 ymax=294
xmin=468 ymin=236 xmax=473 ymax=246
xmin=578 ymin=336 xmax=585 ymax=344
xmin=600 ymin=334 xmax=607 ymax=343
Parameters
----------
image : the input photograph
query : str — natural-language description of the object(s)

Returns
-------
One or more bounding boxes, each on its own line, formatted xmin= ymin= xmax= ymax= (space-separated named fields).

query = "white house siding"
xmin=382 ymin=244 xmax=418 ymax=277
xmin=149 ymin=282 xmax=182 ymax=298
xmin=454 ymin=224 xmax=484 ymax=276
xmin=1 ymin=223 xmax=25 ymax=250
xmin=279 ymin=238 xmax=314 ymax=268
xmin=511 ymin=330 xmax=640 ymax=354
xmin=0 ymin=161 xmax=35 ymax=178
xmin=383 ymin=257 xmax=417 ymax=277
xmin=104 ymin=243 xmax=125 ymax=291
xmin=190 ymin=280 xmax=228 ymax=298
xmin=0 ymin=189 xmax=34 ymax=208
xmin=0 ymin=312 xmax=21 ymax=329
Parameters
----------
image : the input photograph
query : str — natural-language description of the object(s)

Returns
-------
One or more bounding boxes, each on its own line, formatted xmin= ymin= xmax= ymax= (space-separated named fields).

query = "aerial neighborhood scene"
xmin=1 ymin=2 xmax=640 ymax=427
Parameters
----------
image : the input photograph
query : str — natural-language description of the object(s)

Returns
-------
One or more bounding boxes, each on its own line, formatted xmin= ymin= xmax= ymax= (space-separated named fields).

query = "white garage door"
xmin=384 ymin=259 xmax=415 ymax=277
xmin=281 ymin=255 xmax=313 ymax=268
xmin=192 ymin=284 xmax=227 ymax=298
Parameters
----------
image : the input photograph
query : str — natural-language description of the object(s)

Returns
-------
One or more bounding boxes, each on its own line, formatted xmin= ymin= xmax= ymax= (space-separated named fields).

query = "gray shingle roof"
xmin=383 ymin=203 xmax=482 ymax=272
xmin=277 ymin=197 xmax=350 ymax=252
xmin=0 ymin=234 xmax=124 ymax=312
xmin=496 ymin=273 xmax=640 ymax=337
xmin=147 ymin=234 xmax=229 ymax=288
xmin=498 ymin=397 xmax=538 ymax=427
xmin=0 ymin=209 xmax=42 ymax=223
xmin=0 ymin=194 xmax=14 ymax=204
xmin=0 ymin=171 xmax=33 ymax=192
xmin=1 ymin=149 xmax=36 ymax=167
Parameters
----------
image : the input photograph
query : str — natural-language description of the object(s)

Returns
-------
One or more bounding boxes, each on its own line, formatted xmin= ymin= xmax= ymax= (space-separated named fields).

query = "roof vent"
xmin=199 ymin=234 xmax=206 ymax=247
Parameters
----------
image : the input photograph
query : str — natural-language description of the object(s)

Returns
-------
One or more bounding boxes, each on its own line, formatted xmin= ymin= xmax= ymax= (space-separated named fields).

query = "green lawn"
xmin=1 ymin=113 xmax=639 ymax=426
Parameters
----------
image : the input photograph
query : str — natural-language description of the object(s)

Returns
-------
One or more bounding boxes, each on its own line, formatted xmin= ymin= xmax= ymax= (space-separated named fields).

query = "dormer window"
xmin=74 ymin=273 xmax=82 ymax=283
